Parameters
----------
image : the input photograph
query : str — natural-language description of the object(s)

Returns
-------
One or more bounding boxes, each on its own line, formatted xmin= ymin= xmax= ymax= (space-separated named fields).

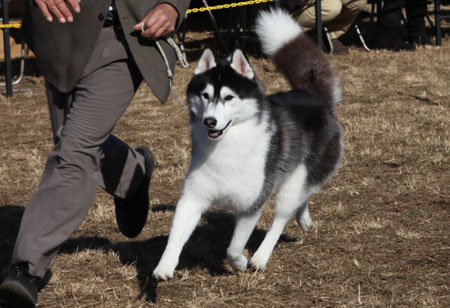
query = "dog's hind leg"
xmin=296 ymin=201 xmax=312 ymax=232
xmin=250 ymin=164 xmax=311 ymax=270
xmin=227 ymin=210 xmax=262 ymax=271
xmin=153 ymin=193 xmax=209 ymax=280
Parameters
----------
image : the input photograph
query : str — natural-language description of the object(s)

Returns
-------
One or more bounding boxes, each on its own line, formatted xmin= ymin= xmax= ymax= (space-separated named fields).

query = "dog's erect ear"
xmin=194 ymin=49 xmax=216 ymax=75
xmin=230 ymin=49 xmax=254 ymax=79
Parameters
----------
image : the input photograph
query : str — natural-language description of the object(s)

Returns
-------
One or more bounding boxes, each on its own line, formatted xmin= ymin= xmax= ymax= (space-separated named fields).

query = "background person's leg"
xmin=326 ymin=0 xmax=367 ymax=39
xmin=406 ymin=0 xmax=430 ymax=45
xmin=372 ymin=0 xmax=412 ymax=50
xmin=293 ymin=0 xmax=342 ymax=31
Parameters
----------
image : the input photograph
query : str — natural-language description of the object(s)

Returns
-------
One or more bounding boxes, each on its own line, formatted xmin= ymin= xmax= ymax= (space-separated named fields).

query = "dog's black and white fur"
xmin=153 ymin=9 xmax=343 ymax=280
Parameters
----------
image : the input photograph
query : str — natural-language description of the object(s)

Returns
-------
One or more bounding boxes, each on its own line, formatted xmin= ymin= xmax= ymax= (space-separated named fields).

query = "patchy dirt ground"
xmin=1 ymin=6 xmax=449 ymax=308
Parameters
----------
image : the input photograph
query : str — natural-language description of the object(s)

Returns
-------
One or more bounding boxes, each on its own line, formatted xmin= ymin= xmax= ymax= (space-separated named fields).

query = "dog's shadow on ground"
xmin=0 ymin=204 xmax=297 ymax=303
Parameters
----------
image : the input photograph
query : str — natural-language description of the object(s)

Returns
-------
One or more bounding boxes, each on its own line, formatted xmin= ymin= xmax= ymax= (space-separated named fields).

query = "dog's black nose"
xmin=204 ymin=117 xmax=217 ymax=128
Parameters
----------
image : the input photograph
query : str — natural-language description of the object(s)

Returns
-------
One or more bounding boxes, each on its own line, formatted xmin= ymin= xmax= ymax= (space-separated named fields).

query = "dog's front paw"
xmin=153 ymin=264 xmax=175 ymax=281
xmin=249 ymin=253 xmax=269 ymax=271
xmin=227 ymin=254 xmax=248 ymax=271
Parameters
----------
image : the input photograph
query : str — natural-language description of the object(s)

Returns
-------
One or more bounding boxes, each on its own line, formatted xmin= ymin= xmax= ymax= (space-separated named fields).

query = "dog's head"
xmin=187 ymin=49 xmax=264 ymax=141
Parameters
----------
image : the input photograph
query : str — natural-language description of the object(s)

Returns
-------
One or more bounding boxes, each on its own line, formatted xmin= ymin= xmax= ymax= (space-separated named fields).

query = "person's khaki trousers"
xmin=12 ymin=26 xmax=148 ymax=278
xmin=292 ymin=0 xmax=367 ymax=39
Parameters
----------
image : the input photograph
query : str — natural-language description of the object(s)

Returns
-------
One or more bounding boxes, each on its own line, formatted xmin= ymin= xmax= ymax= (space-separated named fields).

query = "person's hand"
xmin=133 ymin=3 xmax=179 ymax=40
xmin=34 ymin=0 xmax=81 ymax=23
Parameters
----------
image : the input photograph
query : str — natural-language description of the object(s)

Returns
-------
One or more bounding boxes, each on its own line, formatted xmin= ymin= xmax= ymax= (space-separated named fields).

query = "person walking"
xmin=0 ymin=0 xmax=189 ymax=307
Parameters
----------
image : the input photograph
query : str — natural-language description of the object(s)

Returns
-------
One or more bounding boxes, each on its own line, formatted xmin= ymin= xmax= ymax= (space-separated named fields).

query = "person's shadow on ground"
xmin=0 ymin=204 xmax=296 ymax=303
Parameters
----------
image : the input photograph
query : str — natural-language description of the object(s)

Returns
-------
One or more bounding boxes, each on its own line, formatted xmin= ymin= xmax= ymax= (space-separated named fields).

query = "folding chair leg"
xmin=354 ymin=24 xmax=371 ymax=52
xmin=2 ymin=0 xmax=13 ymax=96
xmin=0 ymin=40 xmax=26 ymax=87
xmin=315 ymin=0 xmax=323 ymax=49
xmin=324 ymin=26 xmax=333 ymax=54
xmin=435 ymin=0 xmax=442 ymax=45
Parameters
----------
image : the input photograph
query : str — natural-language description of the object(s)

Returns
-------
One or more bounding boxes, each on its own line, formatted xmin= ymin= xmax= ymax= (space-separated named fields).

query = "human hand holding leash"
xmin=35 ymin=0 xmax=81 ymax=23
xmin=133 ymin=3 xmax=178 ymax=40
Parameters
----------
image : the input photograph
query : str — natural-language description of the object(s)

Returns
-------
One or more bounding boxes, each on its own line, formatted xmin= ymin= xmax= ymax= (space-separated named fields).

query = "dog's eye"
xmin=202 ymin=93 xmax=209 ymax=100
xmin=224 ymin=95 xmax=234 ymax=101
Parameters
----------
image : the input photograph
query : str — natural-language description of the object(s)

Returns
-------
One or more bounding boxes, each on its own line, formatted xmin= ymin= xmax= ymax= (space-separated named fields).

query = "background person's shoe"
xmin=330 ymin=39 xmax=349 ymax=55
xmin=0 ymin=263 xmax=51 ymax=308
xmin=371 ymin=33 xmax=415 ymax=51
xmin=114 ymin=146 xmax=155 ymax=238
xmin=407 ymin=23 xmax=431 ymax=47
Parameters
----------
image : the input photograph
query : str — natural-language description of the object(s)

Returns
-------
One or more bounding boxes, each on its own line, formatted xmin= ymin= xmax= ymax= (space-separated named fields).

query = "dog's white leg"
xmin=296 ymin=200 xmax=312 ymax=232
xmin=249 ymin=213 xmax=291 ymax=271
xmin=153 ymin=193 xmax=209 ymax=280
xmin=227 ymin=210 xmax=262 ymax=271
xmin=250 ymin=164 xmax=309 ymax=270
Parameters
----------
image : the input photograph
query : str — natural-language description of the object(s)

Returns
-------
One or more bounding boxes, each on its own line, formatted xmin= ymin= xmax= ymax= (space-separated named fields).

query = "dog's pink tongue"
xmin=209 ymin=130 xmax=219 ymax=138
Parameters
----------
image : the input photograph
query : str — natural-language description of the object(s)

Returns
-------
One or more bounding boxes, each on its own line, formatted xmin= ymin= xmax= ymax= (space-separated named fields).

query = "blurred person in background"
xmin=372 ymin=0 xmax=430 ymax=50
xmin=0 ymin=0 xmax=189 ymax=307
xmin=290 ymin=0 xmax=368 ymax=54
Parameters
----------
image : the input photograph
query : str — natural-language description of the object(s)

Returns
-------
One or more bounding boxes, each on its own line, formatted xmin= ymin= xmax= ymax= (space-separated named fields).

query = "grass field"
xmin=1 ymin=7 xmax=449 ymax=308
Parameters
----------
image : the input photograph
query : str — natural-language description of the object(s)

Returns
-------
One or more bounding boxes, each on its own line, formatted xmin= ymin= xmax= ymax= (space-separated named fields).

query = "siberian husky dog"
xmin=153 ymin=9 xmax=343 ymax=280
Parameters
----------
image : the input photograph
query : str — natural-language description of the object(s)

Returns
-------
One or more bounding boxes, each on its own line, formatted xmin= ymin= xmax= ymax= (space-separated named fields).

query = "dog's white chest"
xmin=188 ymin=125 xmax=271 ymax=212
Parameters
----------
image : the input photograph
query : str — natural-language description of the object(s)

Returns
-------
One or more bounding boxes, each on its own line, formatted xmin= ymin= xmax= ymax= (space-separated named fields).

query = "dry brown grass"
xmin=1 ymin=12 xmax=449 ymax=308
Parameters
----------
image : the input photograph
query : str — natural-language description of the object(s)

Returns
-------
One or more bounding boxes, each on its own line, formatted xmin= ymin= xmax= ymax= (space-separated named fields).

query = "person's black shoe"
xmin=330 ymin=39 xmax=349 ymax=55
xmin=0 ymin=263 xmax=51 ymax=308
xmin=408 ymin=32 xmax=431 ymax=46
xmin=114 ymin=146 xmax=154 ymax=238
xmin=372 ymin=33 xmax=415 ymax=51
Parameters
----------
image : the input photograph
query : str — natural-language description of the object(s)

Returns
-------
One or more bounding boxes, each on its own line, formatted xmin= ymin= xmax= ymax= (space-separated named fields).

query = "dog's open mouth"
xmin=207 ymin=120 xmax=232 ymax=139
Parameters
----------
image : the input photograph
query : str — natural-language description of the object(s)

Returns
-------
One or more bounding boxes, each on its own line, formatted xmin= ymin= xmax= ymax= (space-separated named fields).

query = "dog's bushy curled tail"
xmin=255 ymin=9 xmax=341 ymax=110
